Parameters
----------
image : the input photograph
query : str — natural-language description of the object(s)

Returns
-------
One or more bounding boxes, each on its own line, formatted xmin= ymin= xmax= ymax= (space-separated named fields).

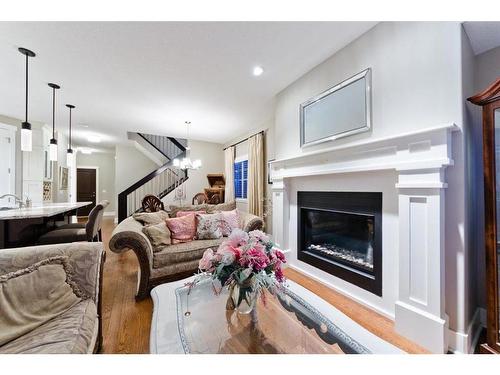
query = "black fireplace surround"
xmin=298 ymin=191 xmax=382 ymax=296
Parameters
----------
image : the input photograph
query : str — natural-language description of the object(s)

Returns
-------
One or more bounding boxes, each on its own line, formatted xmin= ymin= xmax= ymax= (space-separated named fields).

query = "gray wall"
xmin=224 ymin=118 xmax=275 ymax=234
xmin=76 ymin=152 xmax=117 ymax=213
xmin=274 ymin=22 xmax=463 ymax=159
xmin=53 ymin=129 xmax=69 ymax=203
xmin=115 ymin=143 xmax=158 ymax=195
xmin=161 ymin=139 xmax=225 ymax=207
xmin=461 ymin=26 xmax=479 ymax=333
xmin=115 ymin=143 xmax=158 ymax=216
xmin=475 ymin=46 xmax=500 ymax=92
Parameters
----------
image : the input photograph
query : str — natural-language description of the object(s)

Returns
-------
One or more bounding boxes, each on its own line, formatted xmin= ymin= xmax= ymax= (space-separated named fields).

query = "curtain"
xmin=247 ymin=132 xmax=265 ymax=217
xmin=224 ymin=146 xmax=235 ymax=203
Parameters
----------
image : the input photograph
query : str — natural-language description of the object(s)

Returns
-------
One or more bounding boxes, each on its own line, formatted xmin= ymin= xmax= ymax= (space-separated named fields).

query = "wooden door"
xmin=77 ymin=168 xmax=96 ymax=216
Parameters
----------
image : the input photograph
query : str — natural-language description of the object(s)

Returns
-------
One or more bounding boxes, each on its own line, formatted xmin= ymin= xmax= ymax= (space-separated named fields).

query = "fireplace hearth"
xmin=298 ymin=191 xmax=382 ymax=296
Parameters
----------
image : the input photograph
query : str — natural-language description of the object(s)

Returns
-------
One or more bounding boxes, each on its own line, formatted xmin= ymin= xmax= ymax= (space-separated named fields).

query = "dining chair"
xmin=141 ymin=194 xmax=164 ymax=213
xmin=192 ymin=192 xmax=208 ymax=205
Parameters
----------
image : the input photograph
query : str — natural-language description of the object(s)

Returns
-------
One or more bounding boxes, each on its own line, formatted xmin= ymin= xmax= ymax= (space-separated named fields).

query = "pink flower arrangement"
xmin=197 ymin=229 xmax=286 ymax=308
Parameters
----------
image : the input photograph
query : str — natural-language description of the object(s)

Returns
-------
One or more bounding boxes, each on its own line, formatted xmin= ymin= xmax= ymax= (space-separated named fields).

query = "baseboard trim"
xmin=104 ymin=211 xmax=116 ymax=217
xmin=447 ymin=307 xmax=486 ymax=354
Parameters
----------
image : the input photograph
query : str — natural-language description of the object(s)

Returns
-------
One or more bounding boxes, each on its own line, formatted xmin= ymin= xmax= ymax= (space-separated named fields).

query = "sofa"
xmin=109 ymin=202 xmax=264 ymax=300
xmin=0 ymin=242 xmax=105 ymax=354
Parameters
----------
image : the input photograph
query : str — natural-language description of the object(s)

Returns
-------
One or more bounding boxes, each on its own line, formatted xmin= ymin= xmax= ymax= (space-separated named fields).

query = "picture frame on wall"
xmin=300 ymin=68 xmax=372 ymax=148
xmin=59 ymin=166 xmax=69 ymax=191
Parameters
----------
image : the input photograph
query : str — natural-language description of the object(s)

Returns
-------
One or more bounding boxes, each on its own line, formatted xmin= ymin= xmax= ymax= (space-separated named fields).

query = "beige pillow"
xmin=133 ymin=210 xmax=169 ymax=225
xmin=142 ymin=221 xmax=171 ymax=250
xmin=206 ymin=201 xmax=236 ymax=213
xmin=0 ymin=256 xmax=83 ymax=346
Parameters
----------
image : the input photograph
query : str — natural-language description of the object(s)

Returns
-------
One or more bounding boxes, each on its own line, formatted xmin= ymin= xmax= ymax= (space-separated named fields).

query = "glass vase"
xmin=227 ymin=278 xmax=257 ymax=315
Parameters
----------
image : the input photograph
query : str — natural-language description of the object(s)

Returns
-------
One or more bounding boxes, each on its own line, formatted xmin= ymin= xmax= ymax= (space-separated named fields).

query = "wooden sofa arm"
xmin=240 ymin=211 xmax=264 ymax=232
xmin=109 ymin=217 xmax=154 ymax=299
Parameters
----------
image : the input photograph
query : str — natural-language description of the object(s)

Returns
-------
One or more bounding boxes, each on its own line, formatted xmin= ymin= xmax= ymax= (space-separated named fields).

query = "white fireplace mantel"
xmin=270 ymin=122 xmax=459 ymax=353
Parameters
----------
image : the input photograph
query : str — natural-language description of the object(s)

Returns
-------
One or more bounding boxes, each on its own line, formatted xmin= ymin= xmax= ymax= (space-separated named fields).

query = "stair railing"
xmin=117 ymin=135 xmax=188 ymax=222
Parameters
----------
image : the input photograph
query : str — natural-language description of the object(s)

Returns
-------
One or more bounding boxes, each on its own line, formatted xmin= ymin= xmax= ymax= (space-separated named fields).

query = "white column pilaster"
xmin=395 ymin=168 xmax=448 ymax=353
xmin=271 ymin=178 xmax=289 ymax=250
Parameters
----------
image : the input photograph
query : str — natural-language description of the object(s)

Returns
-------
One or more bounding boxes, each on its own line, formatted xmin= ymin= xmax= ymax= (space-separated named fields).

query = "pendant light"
xmin=66 ymin=104 xmax=75 ymax=166
xmin=173 ymin=121 xmax=202 ymax=170
xmin=48 ymin=83 xmax=60 ymax=161
xmin=18 ymin=47 xmax=36 ymax=152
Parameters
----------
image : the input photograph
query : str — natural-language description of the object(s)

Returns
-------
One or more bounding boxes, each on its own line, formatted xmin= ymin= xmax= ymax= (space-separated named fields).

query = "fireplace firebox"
xmin=298 ymin=191 xmax=382 ymax=296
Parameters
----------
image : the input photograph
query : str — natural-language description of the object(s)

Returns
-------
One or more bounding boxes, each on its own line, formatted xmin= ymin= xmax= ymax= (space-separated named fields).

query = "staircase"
xmin=117 ymin=134 xmax=188 ymax=222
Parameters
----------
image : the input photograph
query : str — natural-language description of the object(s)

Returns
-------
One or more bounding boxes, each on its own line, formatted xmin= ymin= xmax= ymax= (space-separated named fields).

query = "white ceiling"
xmin=0 ymin=22 xmax=376 ymax=148
xmin=463 ymin=21 xmax=500 ymax=55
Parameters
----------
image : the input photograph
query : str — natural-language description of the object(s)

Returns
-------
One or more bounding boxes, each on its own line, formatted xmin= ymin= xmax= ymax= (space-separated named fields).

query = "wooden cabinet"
xmin=204 ymin=174 xmax=225 ymax=203
xmin=468 ymin=78 xmax=500 ymax=354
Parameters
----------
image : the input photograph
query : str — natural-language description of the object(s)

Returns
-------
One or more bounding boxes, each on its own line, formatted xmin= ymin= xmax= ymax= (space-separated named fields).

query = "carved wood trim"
xmin=467 ymin=77 xmax=500 ymax=106
xmin=469 ymin=78 xmax=500 ymax=353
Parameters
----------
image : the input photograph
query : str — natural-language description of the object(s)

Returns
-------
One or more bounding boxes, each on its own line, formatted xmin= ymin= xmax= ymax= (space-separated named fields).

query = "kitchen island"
xmin=0 ymin=202 xmax=92 ymax=249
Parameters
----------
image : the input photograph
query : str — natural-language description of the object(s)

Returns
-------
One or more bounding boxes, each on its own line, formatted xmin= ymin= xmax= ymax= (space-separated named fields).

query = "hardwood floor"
xmin=99 ymin=217 xmax=427 ymax=354
xmin=100 ymin=218 xmax=152 ymax=354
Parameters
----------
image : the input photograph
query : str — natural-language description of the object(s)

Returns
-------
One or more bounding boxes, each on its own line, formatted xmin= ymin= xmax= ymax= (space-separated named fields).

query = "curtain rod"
xmin=223 ymin=130 xmax=264 ymax=151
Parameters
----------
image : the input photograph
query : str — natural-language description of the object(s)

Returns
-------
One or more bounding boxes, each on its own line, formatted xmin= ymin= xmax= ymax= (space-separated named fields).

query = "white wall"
xmin=77 ymin=151 xmax=116 ymax=213
xmin=0 ymin=114 xmax=43 ymax=198
xmin=0 ymin=113 xmax=71 ymax=203
xmin=161 ymin=139 xmax=224 ymax=207
xmin=273 ymin=22 xmax=472 ymax=339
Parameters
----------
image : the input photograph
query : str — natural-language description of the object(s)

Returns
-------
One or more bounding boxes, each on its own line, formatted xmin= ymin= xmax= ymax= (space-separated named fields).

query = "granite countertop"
xmin=0 ymin=202 xmax=92 ymax=220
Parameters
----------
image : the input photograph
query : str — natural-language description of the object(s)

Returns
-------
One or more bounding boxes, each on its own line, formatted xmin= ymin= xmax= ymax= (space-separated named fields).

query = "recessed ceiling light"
xmin=87 ymin=135 xmax=101 ymax=143
xmin=253 ymin=66 xmax=264 ymax=76
xmin=78 ymin=123 xmax=89 ymax=128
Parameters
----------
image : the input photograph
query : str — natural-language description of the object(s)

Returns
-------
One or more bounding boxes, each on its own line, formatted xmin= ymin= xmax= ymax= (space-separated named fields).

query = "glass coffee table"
xmin=150 ymin=277 xmax=403 ymax=354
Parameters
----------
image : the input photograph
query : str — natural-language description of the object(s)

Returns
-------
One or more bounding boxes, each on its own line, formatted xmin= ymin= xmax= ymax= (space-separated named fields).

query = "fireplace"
xmin=298 ymin=191 xmax=382 ymax=296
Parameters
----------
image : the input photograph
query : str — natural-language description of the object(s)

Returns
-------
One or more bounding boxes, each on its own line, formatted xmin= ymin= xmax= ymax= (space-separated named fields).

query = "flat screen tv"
xmin=300 ymin=68 xmax=371 ymax=147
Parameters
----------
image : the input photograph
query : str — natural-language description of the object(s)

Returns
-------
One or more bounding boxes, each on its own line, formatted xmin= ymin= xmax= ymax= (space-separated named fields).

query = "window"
xmin=234 ymin=159 xmax=248 ymax=199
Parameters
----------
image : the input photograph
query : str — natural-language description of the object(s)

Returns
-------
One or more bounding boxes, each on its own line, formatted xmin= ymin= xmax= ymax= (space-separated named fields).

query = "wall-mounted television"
xmin=300 ymin=68 xmax=372 ymax=148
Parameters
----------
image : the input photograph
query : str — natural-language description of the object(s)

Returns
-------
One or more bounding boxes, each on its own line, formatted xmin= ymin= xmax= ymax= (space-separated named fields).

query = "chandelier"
xmin=173 ymin=121 xmax=202 ymax=170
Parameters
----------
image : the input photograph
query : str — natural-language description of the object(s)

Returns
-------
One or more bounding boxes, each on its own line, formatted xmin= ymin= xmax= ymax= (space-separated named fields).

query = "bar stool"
xmin=37 ymin=200 xmax=109 ymax=245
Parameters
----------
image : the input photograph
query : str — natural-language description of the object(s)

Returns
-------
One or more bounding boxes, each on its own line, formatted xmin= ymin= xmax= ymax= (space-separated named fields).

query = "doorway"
xmin=0 ymin=124 xmax=16 ymax=207
xmin=77 ymin=167 xmax=98 ymax=216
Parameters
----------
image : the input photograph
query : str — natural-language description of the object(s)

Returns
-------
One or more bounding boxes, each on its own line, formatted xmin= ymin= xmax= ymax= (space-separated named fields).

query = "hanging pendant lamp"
xmin=48 ymin=83 xmax=60 ymax=161
xmin=18 ymin=47 xmax=36 ymax=152
xmin=173 ymin=121 xmax=202 ymax=170
xmin=66 ymin=104 xmax=75 ymax=166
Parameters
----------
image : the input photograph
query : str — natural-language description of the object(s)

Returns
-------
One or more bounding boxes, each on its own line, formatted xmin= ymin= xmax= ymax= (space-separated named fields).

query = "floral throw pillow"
xmin=165 ymin=213 xmax=197 ymax=244
xmin=219 ymin=209 xmax=240 ymax=236
xmin=196 ymin=213 xmax=223 ymax=240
